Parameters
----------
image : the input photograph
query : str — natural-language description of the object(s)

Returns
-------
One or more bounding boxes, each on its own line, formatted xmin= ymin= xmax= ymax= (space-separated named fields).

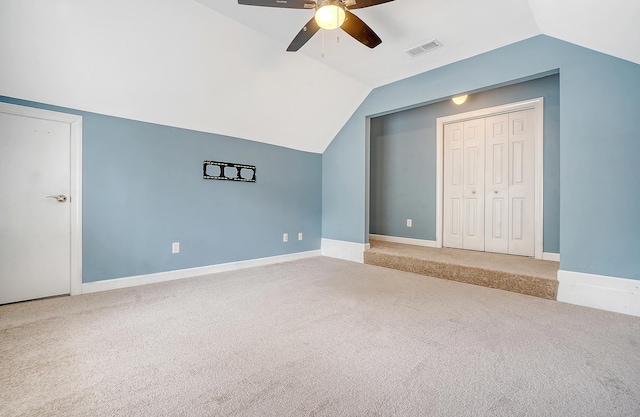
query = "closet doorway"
xmin=436 ymin=98 xmax=544 ymax=259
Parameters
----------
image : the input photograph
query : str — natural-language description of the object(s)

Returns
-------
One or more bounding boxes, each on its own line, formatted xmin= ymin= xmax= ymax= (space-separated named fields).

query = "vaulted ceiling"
xmin=1 ymin=0 xmax=638 ymax=153
xmin=199 ymin=0 xmax=640 ymax=88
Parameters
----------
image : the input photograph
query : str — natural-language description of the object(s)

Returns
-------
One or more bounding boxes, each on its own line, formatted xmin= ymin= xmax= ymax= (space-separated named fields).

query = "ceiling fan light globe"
xmin=315 ymin=4 xmax=346 ymax=30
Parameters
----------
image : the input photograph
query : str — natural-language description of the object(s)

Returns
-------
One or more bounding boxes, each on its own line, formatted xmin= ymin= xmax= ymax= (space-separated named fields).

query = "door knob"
xmin=46 ymin=195 xmax=67 ymax=203
xmin=471 ymin=191 xmax=476 ymax=195
xmin=494 ymin=190 xmax=498 ymax=194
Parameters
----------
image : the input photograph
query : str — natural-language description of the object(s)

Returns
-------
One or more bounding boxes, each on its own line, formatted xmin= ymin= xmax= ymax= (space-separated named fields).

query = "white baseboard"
xmin=542 ymin=252 xmax=560 ymax=262
xmin=321 ymin=238 xmax=370 ymax=263
xmin=369 ymin=234 xmax=437 ymax=248
xmin=557 ymin=270 xmax=640 ymax=317
xmin=82 ymin=250 xmax=321 ymax=294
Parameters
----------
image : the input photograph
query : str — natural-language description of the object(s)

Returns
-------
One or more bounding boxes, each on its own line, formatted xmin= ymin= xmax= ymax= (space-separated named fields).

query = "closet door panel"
xmin=443 ymin=122 xmax=464 ymax=249
xmin=485 ymin=114 xmax=509 ymax=254
xmin=508 ymin=109 xmax=536 ymax=256
xmin=462 ymin=118 xmax=485 ymax=251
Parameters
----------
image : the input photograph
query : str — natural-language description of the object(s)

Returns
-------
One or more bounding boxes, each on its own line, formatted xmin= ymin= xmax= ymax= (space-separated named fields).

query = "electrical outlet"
xmin=172 ymin=242 xmax=180 ymax=254
xmin=283 ymin=233 xmax=288 ymax=242
xmin=298 ymin=232 xmax=303 ymax=241
xmin=407 ymin=219 xmax=412 ymax=227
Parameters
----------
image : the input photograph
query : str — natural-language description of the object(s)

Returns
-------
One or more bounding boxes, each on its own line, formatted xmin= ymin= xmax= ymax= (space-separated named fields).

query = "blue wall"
xmin=323 ymin=35 xmax=640 ymax=280
xmin=1 ymin=96 xmax=322 ymax=283
xmin=369 ymin=74 xmax=560 ymax=253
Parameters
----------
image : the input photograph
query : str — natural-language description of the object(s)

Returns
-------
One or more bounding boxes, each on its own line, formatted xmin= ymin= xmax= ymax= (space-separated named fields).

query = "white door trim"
xmin=0 ymin=102 xmax=83 ymax=295
xmin=436 ymin=98 xmax=544 ymax=259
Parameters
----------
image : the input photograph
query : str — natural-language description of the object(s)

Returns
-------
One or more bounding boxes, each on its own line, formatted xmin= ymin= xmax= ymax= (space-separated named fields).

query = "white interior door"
xmin=442 ymin=108 xmax=536 ymax=256
xmin=443 ymin=122 xmax=464 ymax=249
xmin=508 ymin=109 xmax=536 ymax=256
xmin=0 ymin=110 xmax=72 ymax=304
xmin=462 ymin=118 xmax=485 ymax=251
xmin=485 ymin=113 xmax=510 ymax=253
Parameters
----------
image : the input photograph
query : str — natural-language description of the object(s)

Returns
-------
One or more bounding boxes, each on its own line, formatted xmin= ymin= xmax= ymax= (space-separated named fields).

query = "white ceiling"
xmin=527 ymin=0 xmax=640 ymax=66
xmin=1 ymin=0 xmax=638 ymax=154
xmin=197 ymin=0 xmax=640 ymax=88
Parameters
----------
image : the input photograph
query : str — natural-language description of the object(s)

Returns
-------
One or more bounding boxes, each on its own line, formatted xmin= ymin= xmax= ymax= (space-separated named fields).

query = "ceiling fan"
xmin=238 ymin=0 xmax=395 ymax=52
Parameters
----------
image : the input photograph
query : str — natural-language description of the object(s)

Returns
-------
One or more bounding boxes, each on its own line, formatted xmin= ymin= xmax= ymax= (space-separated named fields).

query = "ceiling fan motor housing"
xmin=316 ymin=0 xmax=344 ymax=8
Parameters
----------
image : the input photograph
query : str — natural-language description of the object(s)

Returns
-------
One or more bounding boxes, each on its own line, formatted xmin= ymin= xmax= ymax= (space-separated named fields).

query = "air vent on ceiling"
xmin=405 ymin=39 xmax=442 ymax=58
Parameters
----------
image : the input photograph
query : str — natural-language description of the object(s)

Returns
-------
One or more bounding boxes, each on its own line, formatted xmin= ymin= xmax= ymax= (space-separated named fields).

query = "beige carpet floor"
xmin=1 ymin=257 xmax=639 ymax=416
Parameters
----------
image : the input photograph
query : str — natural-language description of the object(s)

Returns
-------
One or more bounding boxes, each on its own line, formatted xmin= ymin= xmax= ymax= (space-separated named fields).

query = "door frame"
xmin=435 ymin=98 xmax=544 ymax=259
xmin=0 ymin=102 xmax=83 ymax=295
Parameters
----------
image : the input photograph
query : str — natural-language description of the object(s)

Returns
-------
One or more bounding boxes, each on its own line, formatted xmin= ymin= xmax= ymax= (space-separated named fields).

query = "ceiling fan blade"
xmin=287 ymin=17 xmax=321 ymax=51
xmin=341 ymin=10 xmax=382 ymax=48
xmin=346 ymin=0 xmax=395 ymax=10
xmin=238 ymin=0 xmax=313 ymax=9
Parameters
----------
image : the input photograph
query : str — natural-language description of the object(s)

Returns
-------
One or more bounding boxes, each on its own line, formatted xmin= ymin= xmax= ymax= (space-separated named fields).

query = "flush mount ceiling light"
xmin=452 ymin=95 xmax=468 ymax=105
xmin=315 ymin=1 xmax=346 ymax=30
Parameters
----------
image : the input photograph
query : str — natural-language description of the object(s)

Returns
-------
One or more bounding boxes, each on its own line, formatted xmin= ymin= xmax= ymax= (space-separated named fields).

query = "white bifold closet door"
xmin=443 ymin=109 xmax=535 ymax=256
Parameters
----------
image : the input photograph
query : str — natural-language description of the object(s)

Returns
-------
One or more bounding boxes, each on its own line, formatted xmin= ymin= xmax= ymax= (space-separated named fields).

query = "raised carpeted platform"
xmin=365 ymin=240 xmax=559 ymax=299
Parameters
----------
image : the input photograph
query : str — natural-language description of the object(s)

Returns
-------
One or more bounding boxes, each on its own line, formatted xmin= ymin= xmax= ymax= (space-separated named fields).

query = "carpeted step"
xmin=364 ymin=242 xmax=558 ymax=300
